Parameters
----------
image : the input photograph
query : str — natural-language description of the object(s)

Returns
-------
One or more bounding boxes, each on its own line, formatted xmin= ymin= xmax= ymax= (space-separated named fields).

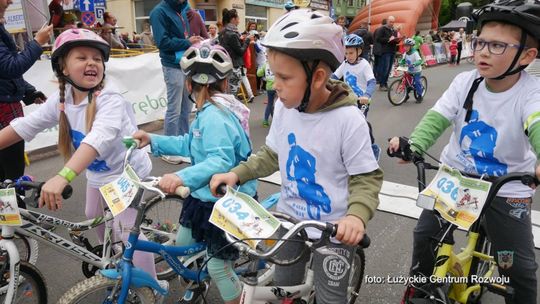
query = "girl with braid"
xmin=0 ymin=29 xmax=156 ymax=277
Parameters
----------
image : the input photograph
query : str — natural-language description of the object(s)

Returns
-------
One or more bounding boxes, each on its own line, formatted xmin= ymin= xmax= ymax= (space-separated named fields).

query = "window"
xmin=134 ymin=0 xmax=160 ymax=33
xmin=245 ymin=4 xmax=268 ymax=31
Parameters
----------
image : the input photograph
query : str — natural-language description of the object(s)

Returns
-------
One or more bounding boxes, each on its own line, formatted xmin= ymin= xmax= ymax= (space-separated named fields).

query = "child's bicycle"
xmin=388 ymin=137 xmax=538 ymax=304
xmin=218 ymin=188 xmax=371 ymax=304
xmin=388 ymin=66 xmax=428 ymax=106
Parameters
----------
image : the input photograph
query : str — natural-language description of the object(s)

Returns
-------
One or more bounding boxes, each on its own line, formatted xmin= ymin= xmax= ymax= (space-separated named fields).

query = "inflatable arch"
xmin=348 ymin=0 xmax=442 ymax=37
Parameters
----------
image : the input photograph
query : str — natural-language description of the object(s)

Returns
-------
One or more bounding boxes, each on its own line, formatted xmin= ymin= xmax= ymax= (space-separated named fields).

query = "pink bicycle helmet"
xmin=180 ymin=42 xmax=233 ymax=85
xmin=262 ymin=9 xmax=344 ymax=70
xmin=51 ymin=29 xmax=110 ymax=77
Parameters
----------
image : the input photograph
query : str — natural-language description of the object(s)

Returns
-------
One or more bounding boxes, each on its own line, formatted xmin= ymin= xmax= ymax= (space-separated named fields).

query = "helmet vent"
xmin=281 ymin=22 xmax=298 ymax=31
xmin=212 ymin=53 xmax=224 ymax=63
xmin=284 ymin=32 xmax=299 ymax=38
xmin=186 ymin=51 xmax=197 ymax=60
xmin=310 ymin=13 xmax=321 ymax=19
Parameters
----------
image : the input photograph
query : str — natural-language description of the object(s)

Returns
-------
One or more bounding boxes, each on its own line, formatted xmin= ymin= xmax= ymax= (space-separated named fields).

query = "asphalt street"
xmin=23 ymin=62 xmax=539 ymax=303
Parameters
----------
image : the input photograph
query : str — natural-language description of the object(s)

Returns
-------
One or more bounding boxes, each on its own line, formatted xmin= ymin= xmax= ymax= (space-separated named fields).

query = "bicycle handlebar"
xmin=0 ymin=177 xmax=73 ymax=208
xmin=224 ymin=212 xmax=371 ymax=261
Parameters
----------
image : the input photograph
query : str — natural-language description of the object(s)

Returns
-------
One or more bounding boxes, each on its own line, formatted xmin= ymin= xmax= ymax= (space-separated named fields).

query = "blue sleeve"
xmin=150 ymin=9 xmax=191 ymax=53
xmin=177 ymin=112 xmax=241 ymax=191
xmin=149 ymin=133 xmax=191 ymax=157
xmin=0 ymin=40 xmax=42 ymax=78
xmin=366 ymin=79 xmax=376 ymax=98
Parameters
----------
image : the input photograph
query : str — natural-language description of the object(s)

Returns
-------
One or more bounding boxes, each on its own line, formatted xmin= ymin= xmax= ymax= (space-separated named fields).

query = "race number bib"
xmin=420 ymin=164 xmax=492 ymax=229
xmin=0 ymin=188 xmax=22 ymax=226
xmin=210 ymin=186 xmax=280 ymax=248
xmin=99 ymin=165 xmax=140 ymax=217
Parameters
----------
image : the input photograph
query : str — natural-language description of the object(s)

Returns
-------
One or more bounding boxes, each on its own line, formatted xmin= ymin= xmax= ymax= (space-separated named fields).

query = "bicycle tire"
xmin=141 ymin=195 xmax=183 ymax=281
xmin=467 ymin=229 xmax=491 ymax=304
xmin=57 ymin=274 xmax=155 ymax=304
xmin=347 ymin=247 xmax=366 ymax=304
xmin=414 ymin=76 xmax=428 ymax=100
xmin=0 ymin=261 xmax=48 ymax=304
xmin=388 ymin=78 xmax=408 ymax=106
xmin=0 ymin=230 xmax=39 ymax=265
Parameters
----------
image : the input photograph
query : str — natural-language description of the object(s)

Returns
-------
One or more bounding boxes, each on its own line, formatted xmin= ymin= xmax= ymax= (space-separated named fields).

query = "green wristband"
xmin=58 ymin=167 xmax=77 ymax=183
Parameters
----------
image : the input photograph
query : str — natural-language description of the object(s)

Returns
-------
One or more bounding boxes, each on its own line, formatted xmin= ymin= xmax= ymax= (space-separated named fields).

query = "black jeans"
xmin=457 ymin=41 xmax=463 ymax=64
xmin=410 ymin=196 xmax=537 ymax=304
xmin=0 ymin=140 xmax=25 ymax=181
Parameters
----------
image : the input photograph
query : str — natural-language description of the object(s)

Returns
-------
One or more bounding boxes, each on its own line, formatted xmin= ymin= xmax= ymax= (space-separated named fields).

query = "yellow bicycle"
xmin=389 ymin=137 xmax=538 ymax=304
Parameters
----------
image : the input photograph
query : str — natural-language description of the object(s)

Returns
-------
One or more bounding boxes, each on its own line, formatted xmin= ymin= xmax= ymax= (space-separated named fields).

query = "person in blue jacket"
xmin=0 ymin=0 xmax=52 ymax=182
xmin=133 ymin=42 xmax=256 ymax=304
xmin=150 ymin=0 xmax=202 ymax=164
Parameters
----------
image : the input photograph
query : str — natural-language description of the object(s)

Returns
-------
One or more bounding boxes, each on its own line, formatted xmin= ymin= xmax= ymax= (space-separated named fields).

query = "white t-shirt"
xmin=333 ymin=59 xmax=375 ymax=98
xmin=402 ymin=51 xmax=423 ymax=74
xmin=266 ymin=100 xmax=379 ymax=223
xmin=432 ymin=70 xmax=540 ymax=197
xmin=11 ymin=83 xmax=152 ymax=188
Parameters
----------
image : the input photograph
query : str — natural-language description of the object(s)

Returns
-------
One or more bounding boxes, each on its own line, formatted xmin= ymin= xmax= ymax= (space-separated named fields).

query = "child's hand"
xmin=335 ymin=215 xmax=365 ymax=246
xmin=159 ymin=173 xmax=184 ymax=194
xmin=132 ymin=130 xmax=151 ymax=148
xmin=39 ymin=175 xmax=69 ymax=211
xmin=358 ymin=97 xmax=369 ymax=105
xmin=210 ymin=172 xmax=239 ymax=197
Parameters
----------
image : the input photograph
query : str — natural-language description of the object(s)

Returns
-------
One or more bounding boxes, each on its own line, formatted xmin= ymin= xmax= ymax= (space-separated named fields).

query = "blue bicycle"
xmin=57 ymin=143 xmax=278 ymax=304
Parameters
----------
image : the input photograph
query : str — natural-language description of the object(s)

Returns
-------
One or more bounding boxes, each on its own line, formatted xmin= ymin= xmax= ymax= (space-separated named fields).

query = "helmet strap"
xmin=297 ymin=60 xmax=319 ymax=113
xmin=463 ymin=76 xmax=484 ymax=123
xmin=61 ymin=73 xmax=106 ymax=101
xmin=492 ymin=30 xmax=528 ymax=80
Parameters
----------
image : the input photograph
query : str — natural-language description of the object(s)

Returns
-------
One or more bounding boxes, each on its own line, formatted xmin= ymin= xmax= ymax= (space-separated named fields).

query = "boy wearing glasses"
xmin=389 ymin=1 xmax=540 ymax=303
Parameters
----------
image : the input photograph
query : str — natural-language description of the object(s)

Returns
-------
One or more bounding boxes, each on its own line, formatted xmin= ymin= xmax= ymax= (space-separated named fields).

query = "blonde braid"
xmin=58 ymin=78 xmax=73 ymax=160
xmin=85 ymin=81 xmax=104 ymax=133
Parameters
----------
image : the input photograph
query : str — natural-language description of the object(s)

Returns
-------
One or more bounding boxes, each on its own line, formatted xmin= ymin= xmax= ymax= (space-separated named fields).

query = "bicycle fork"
xmin=0 ymin=226 xmax=21 ymax=304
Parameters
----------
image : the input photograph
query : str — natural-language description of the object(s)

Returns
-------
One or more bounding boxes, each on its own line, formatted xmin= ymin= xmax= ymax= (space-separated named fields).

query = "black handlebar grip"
xmin=359 ymin=235 xmax=371 ymax=249
xmin=62 ymin=184 xmax=73 ymax=200
xmin=216 ymin=184 xmax=228 ymax=196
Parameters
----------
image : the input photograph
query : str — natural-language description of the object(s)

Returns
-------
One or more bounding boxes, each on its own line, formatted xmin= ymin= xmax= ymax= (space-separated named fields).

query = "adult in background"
xmin=0 ymin=2 xmax=52 ymax=182
xmin=372 ymin=18 xmax=387 ymax=83
xmin=454 ymin=27 xmax=465 ymax=65
xmin=432 ymin=30 xmax=442 ymax=42
xmin=186 ymin=7 xmax=208 ymax=39
xmin=219 ymin=8 xmax=255 ymax=102
xmin=139 ymin=22 xmax=154 ymax=46
xmin=375 ymin=16 xmax=398 ymax=91
xmin=413 ymin=30 xmax=424 ymax=51
xmin=48 ymin=0 xmax=63 ymax=34
xmin=150 ymin=0 xmax=201 ymax=164
xmin=208 ymin=23 xmax=219 ymax=43
xmin=336 ymin=15 xmax=348 ymax=38
xmin=353 ymin=21 xmax=374 ymax=63
xmin=103 ymin=12 xmax=125 ymax=49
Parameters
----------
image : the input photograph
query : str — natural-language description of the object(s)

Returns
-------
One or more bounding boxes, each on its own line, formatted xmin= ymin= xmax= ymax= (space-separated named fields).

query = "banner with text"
xmin=22 ymin=52 xmax=167 ymax=152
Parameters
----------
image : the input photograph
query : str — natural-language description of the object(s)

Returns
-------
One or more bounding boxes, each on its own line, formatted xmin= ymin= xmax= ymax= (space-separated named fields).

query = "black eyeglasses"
xmin=471 ymin=38 xmax=528 ymax=55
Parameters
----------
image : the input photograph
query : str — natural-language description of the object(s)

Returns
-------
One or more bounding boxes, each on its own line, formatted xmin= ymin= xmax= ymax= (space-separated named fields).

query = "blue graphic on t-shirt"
xmin=285 ymin=133 xmax=331 ymax=220
xmin=345 ymin=72 xmax=365 ymax=97
xmin=70 ymin=129 xmax=111 ymax=172
xmin=459 ymin=110 xmax=507 ymax=176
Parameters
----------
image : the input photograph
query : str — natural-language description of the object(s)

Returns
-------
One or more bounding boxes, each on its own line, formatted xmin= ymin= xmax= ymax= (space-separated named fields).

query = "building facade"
xmin=108 ymin=0 xmax=330 ymax=37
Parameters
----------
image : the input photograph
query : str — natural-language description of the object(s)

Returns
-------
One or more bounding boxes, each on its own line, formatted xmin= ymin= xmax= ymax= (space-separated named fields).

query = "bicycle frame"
xmin=14 ymin=208 xmax=117 ymax=270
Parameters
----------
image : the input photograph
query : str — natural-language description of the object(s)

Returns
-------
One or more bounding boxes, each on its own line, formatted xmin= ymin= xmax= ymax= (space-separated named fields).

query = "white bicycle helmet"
xmin=404 ymin=38 xmax=415 ymax=46
xmin=262 ymin=9 xmax=344 ymax=71
xmin=180 ymin=42 xmax=233 ymax=85
xmin=262 ymin=9 xmax=345 ymax=112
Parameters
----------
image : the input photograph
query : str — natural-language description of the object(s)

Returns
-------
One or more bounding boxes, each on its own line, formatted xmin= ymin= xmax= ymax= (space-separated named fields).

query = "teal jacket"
xmin=149 ymin=0 xmax=191 ymax=68
xmin=150 ymin=102 xmax=257 ymax=202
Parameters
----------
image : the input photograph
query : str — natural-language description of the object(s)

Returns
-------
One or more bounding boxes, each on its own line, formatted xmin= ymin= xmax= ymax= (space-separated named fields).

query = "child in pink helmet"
xmin=0 ymin=28 xmax=155 ymax=277
xmin=211 ymin=9 xmax=383 ymax=303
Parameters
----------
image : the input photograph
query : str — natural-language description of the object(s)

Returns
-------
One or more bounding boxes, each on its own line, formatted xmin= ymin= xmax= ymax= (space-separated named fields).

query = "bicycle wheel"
xmin=57 ymin=274 xmax=154 ymax=304
xmin=347 ymin=247 xmax=366 ymax=304
xmin=0 ymin=261 xmax=48 ymax=304
xmin=414 ymin=76 xmax=428 ymax=100
xmin=388 ymin=79 xmax=408 ymax=106
xmin=141 ymin=195 xmax=183 ymax=281
xmin=0 ymin=231 xmax=39 ymax=265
